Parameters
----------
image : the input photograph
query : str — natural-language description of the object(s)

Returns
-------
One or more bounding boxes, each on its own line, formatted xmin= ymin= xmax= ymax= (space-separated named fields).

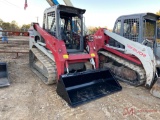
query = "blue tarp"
xmin=2 ymin=36 xmax=8 ymax=42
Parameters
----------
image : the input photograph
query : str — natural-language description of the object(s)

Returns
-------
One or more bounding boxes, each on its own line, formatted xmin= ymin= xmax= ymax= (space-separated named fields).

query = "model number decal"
xmin=94 ymin=36 xmax=102 ymax=39
xmin=127 ymin=44 xmax=146 ymax=57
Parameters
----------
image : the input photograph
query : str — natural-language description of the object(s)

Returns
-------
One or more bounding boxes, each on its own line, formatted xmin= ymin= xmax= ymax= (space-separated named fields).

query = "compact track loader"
xmin=29 ymin=5 xmax=122 ymax=106
xmin=91 ymin=13 xmax=160 ymax=98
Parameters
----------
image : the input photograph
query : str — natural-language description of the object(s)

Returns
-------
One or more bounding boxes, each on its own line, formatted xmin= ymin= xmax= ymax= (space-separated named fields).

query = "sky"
xmin=0 ymin=0 xmax=160 ymax=29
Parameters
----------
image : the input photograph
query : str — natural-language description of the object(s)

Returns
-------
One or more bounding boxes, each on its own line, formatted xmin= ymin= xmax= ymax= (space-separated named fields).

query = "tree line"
xmin=87 ymin=11 xmax=160 ymax=34
xmin=87 ymin=26 xmax=109 ymax=34
xmin=0 ymin=10 xmax=159 ymax=34
xmin=0 ymin=19 xmax=30 ymax=32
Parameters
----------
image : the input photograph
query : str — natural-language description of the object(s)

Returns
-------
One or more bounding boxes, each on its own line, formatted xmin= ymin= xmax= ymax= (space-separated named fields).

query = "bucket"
xmin=56 ymin=69 xmax=122 ymax=107
xmin=0 ymin=62 xmax=10 ymax=87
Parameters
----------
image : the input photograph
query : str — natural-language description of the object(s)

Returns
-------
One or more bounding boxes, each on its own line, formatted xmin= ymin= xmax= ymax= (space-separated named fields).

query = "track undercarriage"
xmin=99 ymin=51 xmax=146 ymax=86
xmin=29 ymin=48 xmax=57 ymax=84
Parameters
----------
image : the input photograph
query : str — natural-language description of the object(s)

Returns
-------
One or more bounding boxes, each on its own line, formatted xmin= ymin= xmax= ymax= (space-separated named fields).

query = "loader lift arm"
xmin=104 ymin=29 xmax=156 ymax=87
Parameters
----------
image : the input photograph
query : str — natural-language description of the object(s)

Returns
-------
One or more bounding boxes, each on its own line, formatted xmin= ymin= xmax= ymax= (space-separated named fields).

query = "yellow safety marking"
xmin=91 ymin=53 xmax=95 ymax=57
xmin=63 ymin=54 xmax=69 ymax=59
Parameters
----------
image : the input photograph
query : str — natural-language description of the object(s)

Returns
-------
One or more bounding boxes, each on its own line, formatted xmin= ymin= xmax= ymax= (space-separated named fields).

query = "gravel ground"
xmin=0 ymin=37 xmax=160 ymax=120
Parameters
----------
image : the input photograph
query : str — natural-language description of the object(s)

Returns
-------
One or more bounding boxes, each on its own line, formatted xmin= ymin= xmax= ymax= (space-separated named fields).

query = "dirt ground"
xmin=0 ymin=37 xmax=160 ymax=120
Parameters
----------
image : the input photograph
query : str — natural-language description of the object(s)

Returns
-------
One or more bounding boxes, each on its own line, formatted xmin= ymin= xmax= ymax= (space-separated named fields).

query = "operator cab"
xmin=43 ymin=5 xmax=86 ymax=53
xmin=112 ymin=13 xmax=160 ymax=56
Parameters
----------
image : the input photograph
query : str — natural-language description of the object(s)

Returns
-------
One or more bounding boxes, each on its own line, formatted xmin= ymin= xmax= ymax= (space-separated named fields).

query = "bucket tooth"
xmin=56 ymin=69 xmax=122 ymax=107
